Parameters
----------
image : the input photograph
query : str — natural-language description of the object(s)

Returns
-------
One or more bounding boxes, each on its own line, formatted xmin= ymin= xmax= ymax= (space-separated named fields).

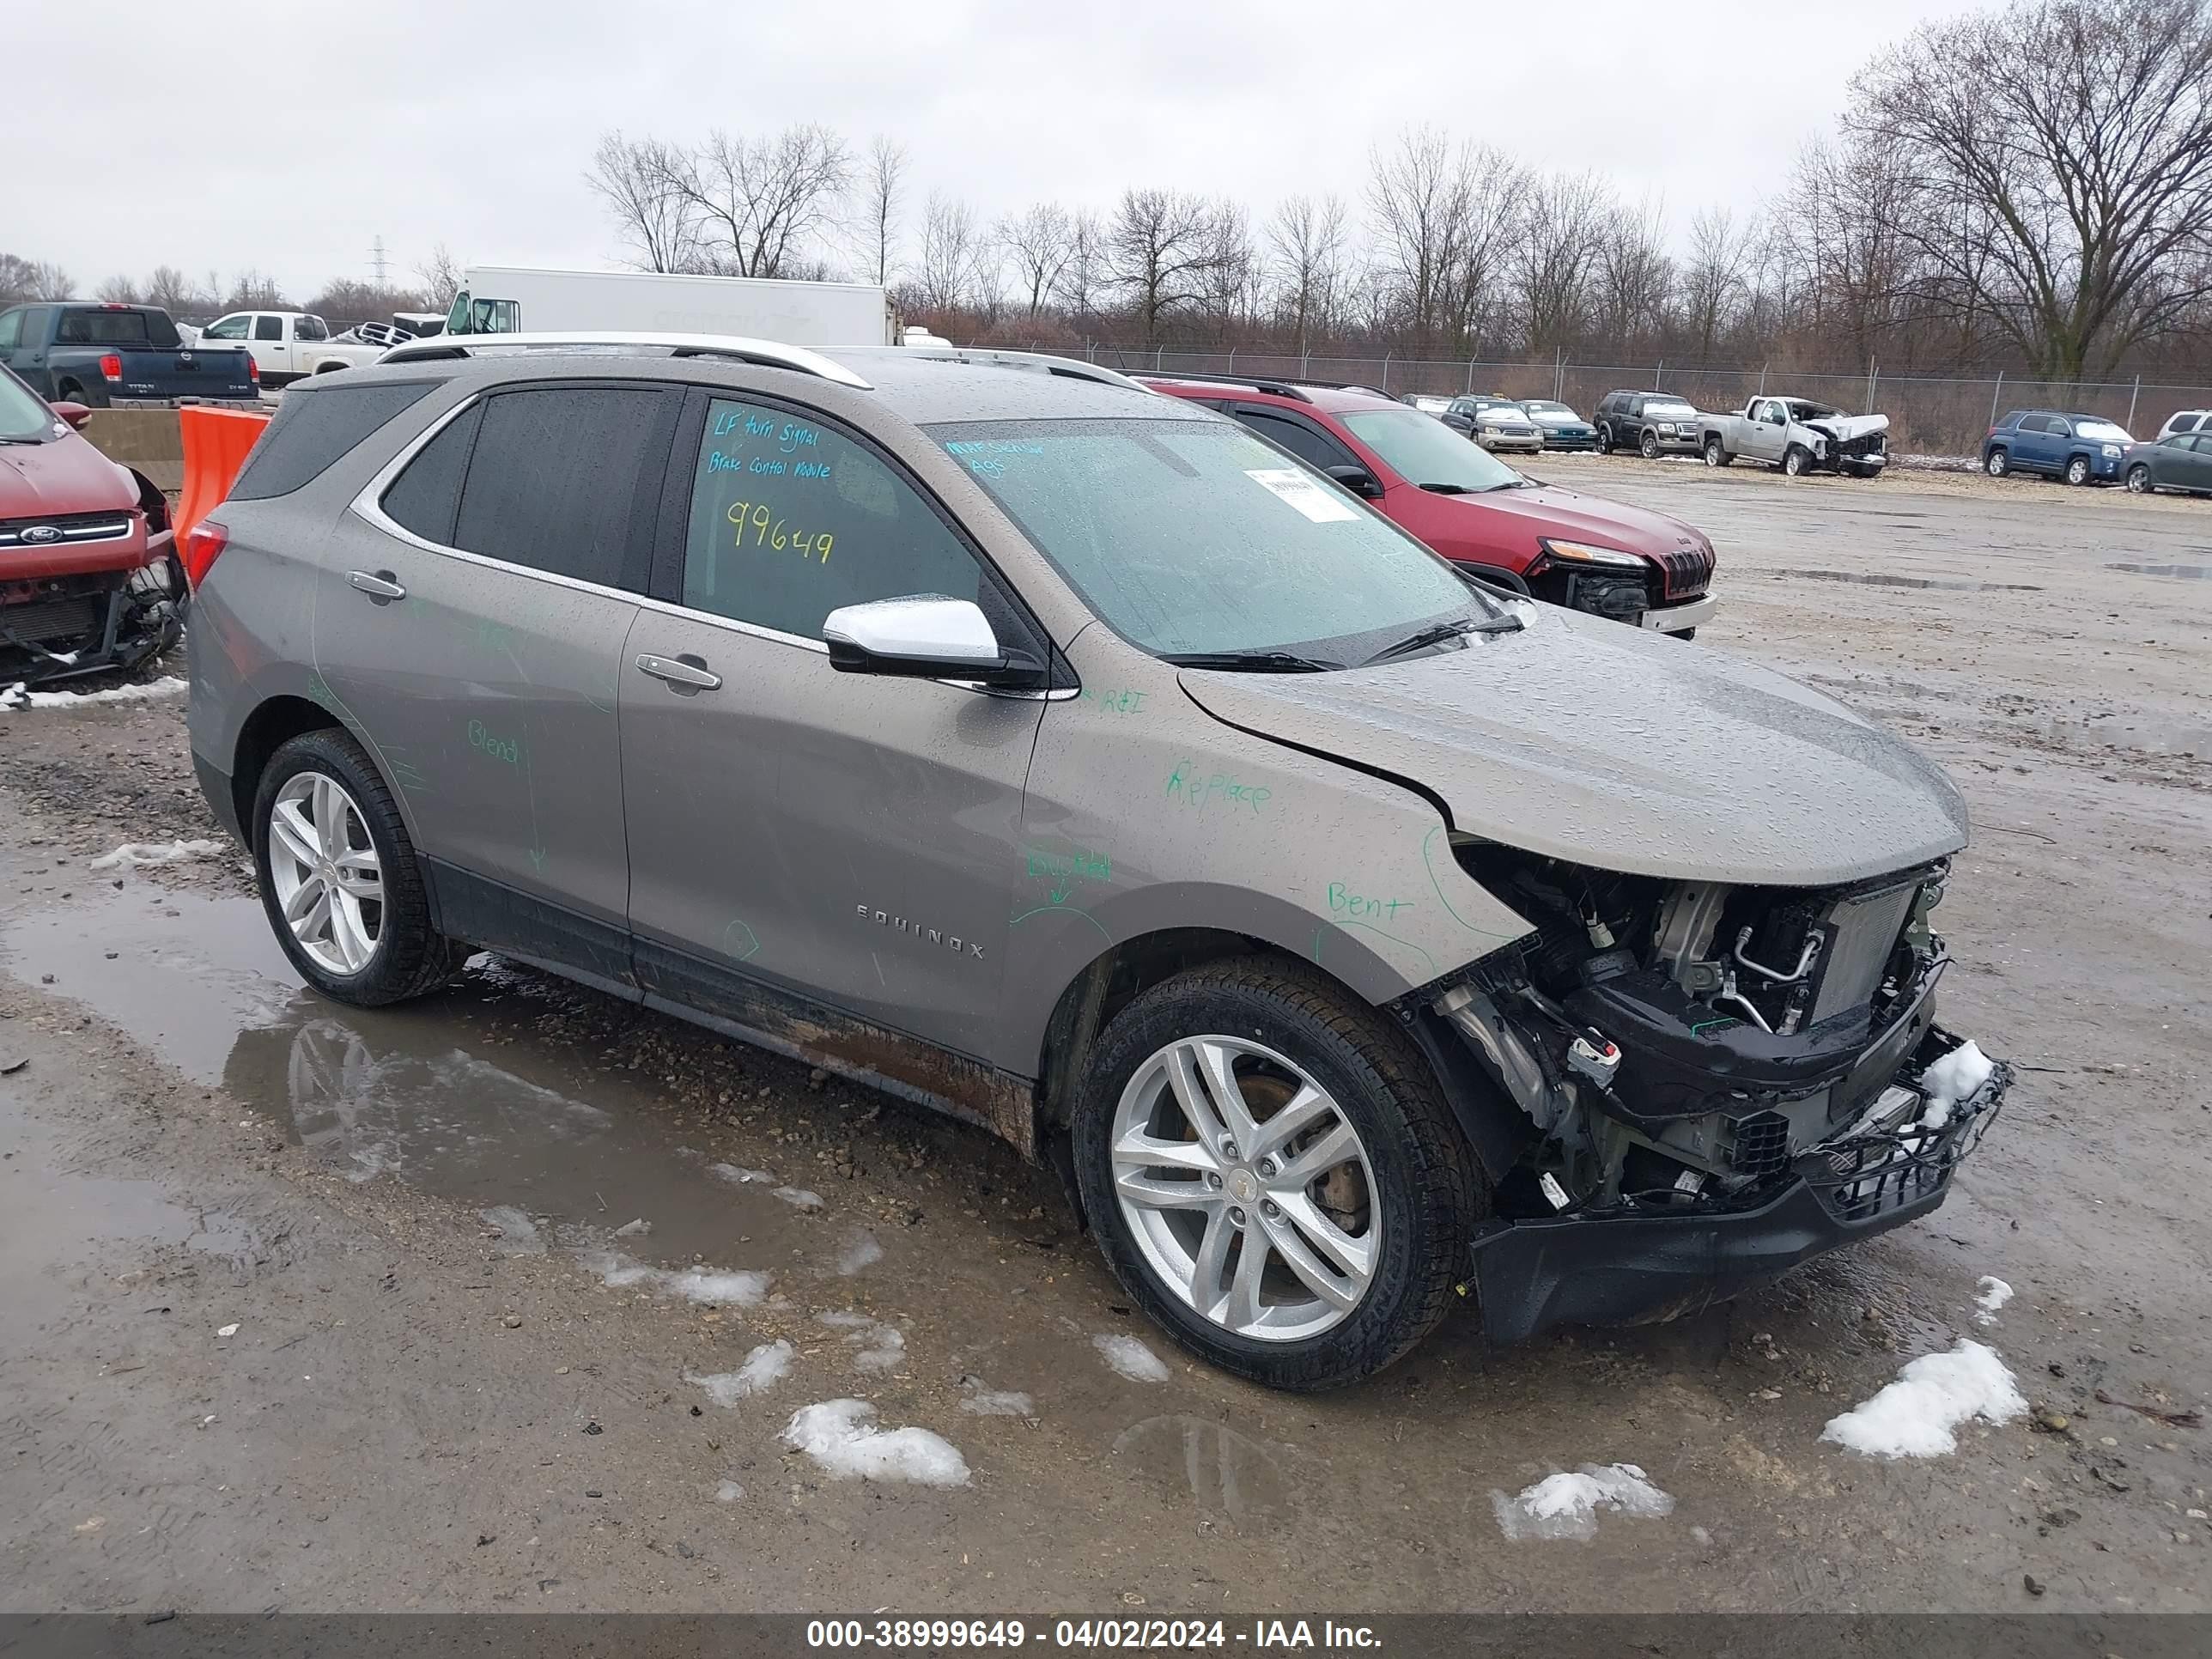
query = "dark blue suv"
xmin=1981 ymin=409 xmax=2136 ymax=486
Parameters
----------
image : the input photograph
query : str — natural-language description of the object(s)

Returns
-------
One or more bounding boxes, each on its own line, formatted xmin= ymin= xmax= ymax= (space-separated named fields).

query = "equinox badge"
xmin=857 ymin=903 xmax=984 ymax=959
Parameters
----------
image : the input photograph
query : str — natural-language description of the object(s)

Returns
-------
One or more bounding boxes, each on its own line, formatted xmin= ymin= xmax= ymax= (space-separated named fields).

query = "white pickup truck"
xmin=195 ymin=311 xmax=383 ymax=386
xmin=1698 ymin=396 xmax=1889 ymax=478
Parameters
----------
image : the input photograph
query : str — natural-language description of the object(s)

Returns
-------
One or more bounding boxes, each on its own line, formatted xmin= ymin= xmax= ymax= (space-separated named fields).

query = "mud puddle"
xmin=0 ymin=884 xmax=835 ymax=1279
xmin=1782 ymin=569 xmax=2044 ymax=593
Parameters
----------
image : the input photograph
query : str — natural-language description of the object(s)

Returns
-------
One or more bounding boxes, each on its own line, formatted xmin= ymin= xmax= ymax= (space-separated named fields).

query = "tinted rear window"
xmin=381 ymin=402 xmax=482 ymax=544
xmin=54 ymin=308 xmax=179 ymax=348
xmin=449 ymin=386 xmax=674 ymax=590
xmin=229 ymin=381 xmax=437 ymax=501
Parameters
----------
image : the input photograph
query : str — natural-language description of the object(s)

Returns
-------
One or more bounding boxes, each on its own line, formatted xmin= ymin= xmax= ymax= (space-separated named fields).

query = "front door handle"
xmin=635 ymin=652 xmax=721 ymax=691
xmin=347 ymin=568 xmax=405 ymax=602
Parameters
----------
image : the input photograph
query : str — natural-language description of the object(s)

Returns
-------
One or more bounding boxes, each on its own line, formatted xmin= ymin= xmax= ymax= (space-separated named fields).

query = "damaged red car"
xmin=0 ymin=363 xmax=183 ymax=689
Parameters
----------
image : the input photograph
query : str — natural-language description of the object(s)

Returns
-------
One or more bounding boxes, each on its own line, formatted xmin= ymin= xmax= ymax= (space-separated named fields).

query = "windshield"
xmin=1645 ymin=400 xmax=1696 ymax=419
xmin=2075 ymin=419 xmax=2132 ymax=443
xmin=1340 ymin=407 xmax=1524 ymax=490
xmin=1784 ymin=401 xmax=1839 ymax=421
xmin=1524 ymin=402 xmax=1576 ymax=418
xmin=932 ymin=416 xmax=1492 ymax=662
xmin=1475 ymin=403 xmax=1529 ymax=422
xmin=0 ymin=369 xmax=57 ymax=440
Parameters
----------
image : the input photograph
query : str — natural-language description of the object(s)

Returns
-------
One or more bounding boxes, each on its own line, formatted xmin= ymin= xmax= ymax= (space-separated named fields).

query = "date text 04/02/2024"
xmin=803 ymin=1617 xmax=1382 ymax=1650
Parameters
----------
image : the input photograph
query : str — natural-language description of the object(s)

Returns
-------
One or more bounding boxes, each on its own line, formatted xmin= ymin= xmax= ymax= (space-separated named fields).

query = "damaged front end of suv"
xmin=1433 ymin=842 xmax=2009 ymax=1340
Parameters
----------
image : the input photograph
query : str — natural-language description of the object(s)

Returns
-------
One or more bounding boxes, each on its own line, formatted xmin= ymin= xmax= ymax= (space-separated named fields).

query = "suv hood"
xmin=0 ymin=434 xmax=135 ymax=521
xmin=1456 ymin=482 xmax=1708 ymax=563
xmin=1177 ymin=608 xmax=1967 ymax=887
xmin=1806 ymin=413 xmax=1888 ymax=443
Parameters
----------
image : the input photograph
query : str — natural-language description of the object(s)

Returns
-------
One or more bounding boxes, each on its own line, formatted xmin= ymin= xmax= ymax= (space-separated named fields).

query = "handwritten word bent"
xmin=1328 ymin=883 xmax=1413 ymax=921
xmin=726 ymin=501 xmax=833 ymax=565
xmin=1164 ymin=763 xmax=1270 ymax=815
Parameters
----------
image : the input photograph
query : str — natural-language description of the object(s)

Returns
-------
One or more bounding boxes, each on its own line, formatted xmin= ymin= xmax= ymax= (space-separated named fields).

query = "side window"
xmin=203 ymin=314 xmax=248 ymax=341
xmin=252 ymin=315 xmax=283 ymax=341
xmin=681 ymin=396 xmax=983 ymax=641
xmin=381 ymin=403 xmax=483 ymax=545
xmin=1234 ymin=410 xmax=1355 ymax=472
xmin=450 ymin=386 xmax=673 ymax=590
xmin=2015 ymin=415 xmax=2046 ymax=434
xmin=0 ymin=309 xmax=19 ymax=349
xmin=296 ymin=315 xmax=330 ymax=343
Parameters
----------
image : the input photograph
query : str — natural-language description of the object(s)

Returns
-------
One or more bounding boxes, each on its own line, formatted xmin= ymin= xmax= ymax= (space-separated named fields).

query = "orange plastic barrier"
xmin=174 ymin=405 xmax=272 ymax=544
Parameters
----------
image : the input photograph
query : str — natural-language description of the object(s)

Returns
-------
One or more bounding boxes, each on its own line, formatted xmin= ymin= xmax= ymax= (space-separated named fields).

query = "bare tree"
xmin=668 ymin=125 xmax=853 ymax=279
xmin=222 ymin=270 xmax=291 ymax=310
xmin=1592 ymin=198 xmax=1673 ymax=351
xmin=1051 ymin=211 xmax=1109 ymax=320
xmin=1772 ymin=136 xmax=1921 ymax=365
xmin=307 ymin=277 xmax=428 ymax=324
xmin=1849 ymin=0 xmax=2212 ymax=379
xmin=95 ymin=273 xmax=146 ymax=304
xmin=1366 ymin=127 xmax=1527 ymax=353
xmin=858 ymin=136 xmax=908 ymax=286
xmin=0 ymin=255 xmax=73 ymax=304
xmin=414 ymin=243 xmax=463 ymax=305
xmin=145 ymin=265 xmax=203 ymax=316
xmin=586 ymin=131 xmax=697 ymax=273
xmin=999 ymin=203 xmax=1073 ymax=319
xmin=1106 ymin=188 xmax=1237 ymax=342
xmin=911 ymin=193 xmax=997 ymax=315
xmin=1515 ymin=172 xmax=1612 ymax=356
xmin=1680 ymin=208 xmax=1754 ymax=361
xmin=1267 ymin=194 xmax=1351 ymax=352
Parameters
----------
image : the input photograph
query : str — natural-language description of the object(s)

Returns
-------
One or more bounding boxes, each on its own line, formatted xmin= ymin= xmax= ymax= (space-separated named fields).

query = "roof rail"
xmin=1127 ymin=368 xmax=1311 ymax=402
xmin=851 ymin=343 xmax=1153 ymax=394
xmin=373 ymin=331 xmax=872 ymax=390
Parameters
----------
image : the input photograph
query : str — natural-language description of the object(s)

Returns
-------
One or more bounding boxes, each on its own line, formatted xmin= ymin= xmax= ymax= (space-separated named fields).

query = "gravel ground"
xmin=1 ymin=465 xmax=2207 ymax=1615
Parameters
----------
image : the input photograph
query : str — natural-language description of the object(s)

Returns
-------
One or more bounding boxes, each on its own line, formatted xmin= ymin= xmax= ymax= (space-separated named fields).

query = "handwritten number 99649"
xmin=725 ymin=501 xmax=834 ymax=564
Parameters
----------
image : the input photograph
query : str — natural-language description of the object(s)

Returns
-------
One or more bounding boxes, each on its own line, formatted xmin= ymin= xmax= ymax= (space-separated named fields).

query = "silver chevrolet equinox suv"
xmin=185 ymin=333 xmax=2011 ymax=1390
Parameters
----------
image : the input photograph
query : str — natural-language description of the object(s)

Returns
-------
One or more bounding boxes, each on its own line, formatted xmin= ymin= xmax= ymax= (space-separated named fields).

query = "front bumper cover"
xmin=1465 ymin=1027 xmax=2010 ymax=1342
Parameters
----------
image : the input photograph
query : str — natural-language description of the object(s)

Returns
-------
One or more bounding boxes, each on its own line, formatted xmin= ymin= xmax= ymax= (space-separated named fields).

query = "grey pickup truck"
xmin=0 ymin=302 xmax=259 ymax=407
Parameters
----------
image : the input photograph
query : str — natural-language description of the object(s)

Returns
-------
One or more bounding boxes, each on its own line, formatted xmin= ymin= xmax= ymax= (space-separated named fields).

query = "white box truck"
xmin=440 ymin=266 xmax=898 ymax=347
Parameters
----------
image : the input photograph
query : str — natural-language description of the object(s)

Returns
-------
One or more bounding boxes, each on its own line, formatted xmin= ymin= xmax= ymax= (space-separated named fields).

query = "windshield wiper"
xmin=1364 ymin=614 xmax=1522 ymax=666
xmin=1417 ymin=481 xmax=1475 ymax=494
xmin=0 ymin=435 xmax=43 ymax=445
xmin=1161 ymin=649 xmax=1344 ymax=673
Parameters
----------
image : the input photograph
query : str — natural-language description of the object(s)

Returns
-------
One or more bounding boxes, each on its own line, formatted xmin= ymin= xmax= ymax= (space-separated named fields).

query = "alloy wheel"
xmin=267 ymin=771 xmax=384 ymax=975
xmin=1109 ymin=1035 xmax=1379 ymax=1342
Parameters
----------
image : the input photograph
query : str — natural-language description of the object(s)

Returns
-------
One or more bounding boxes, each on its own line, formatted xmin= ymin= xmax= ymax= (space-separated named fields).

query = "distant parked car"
xmin=1699 ymin=397 xmax=1889 ymax=479
xmin=1981 ymin=410 xmax=2135 ymax=486
xmin=198 ymin=311 xmax=382 ymax=385
xmin=0 ymin=302 xmax=258 ymax=407
xmin=1517 ymin=399 xmax=1596 ymax=451
xmin=1592 ymin=390 xmax=1701 ymax=459
xmin=1443 ymin=397 xmax=1543 ymax=453
xmin=2154 ymin=409 xmax=2210 ymax=440
xmin=1404 ymin=393 xmax=1454 ymax=417
xmin=2122 ymin=432 xmax=2212 ymax=496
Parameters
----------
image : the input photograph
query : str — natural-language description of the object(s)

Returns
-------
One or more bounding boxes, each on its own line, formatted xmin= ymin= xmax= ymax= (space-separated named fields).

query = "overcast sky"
xmin=20 ymin=0 xmax=1990 ymax=299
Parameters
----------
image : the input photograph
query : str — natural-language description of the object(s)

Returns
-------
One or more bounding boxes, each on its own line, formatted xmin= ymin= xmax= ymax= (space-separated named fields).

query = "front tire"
xmin=1782 ymin=445 xmax=1810 ymax=477
xmin=1595 ymin=422 xmax=1613 ymax=455
xmin=2126 ymin=464 xmax=2152 ymax=494
xmin=2065 ymin=454 xmax=2092 ymax=486
xmin=1638 ymin=428 xmax=1660 ymax=460
xmin=252 ymin=727 xmax=453 ymax=1006
xmin=1073 ymin=958 xmax=1485 ymax=1391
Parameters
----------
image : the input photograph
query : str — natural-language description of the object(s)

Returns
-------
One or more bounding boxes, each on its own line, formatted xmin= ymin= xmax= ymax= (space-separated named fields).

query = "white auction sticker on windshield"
xmin=1243 ymin=467 xmax=1358 ymax=523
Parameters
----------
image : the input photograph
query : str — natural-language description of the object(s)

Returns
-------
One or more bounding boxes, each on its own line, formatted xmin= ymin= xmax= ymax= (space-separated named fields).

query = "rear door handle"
xmin=347 ymin=568 xmax=405 ymax=602
xmin=635 ymin=652 xmax=721 ymax=691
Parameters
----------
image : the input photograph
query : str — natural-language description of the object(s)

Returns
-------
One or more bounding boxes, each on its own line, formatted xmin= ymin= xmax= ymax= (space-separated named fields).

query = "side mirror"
xmin=823 ymin=596 xmax=1042 ymax=686
xmin=50 ymin=401 xmax=92 ymax=431
xmin=1323 ymin=464 xmax=1383 ymax=500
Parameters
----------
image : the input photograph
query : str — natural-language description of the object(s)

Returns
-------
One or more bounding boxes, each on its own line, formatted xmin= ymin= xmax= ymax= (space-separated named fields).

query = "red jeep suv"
xmin=1142 ymin=374 xmax=1717 ymax=635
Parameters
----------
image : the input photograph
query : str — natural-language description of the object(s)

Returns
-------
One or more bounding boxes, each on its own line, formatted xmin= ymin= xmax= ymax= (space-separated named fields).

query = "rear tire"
xmin=2125 ymin=464 xmax=2152 ymax=494
xmin=1672 ymin=627 xmax=1698 ymax=641
xmin=1073 ymin=957 xmax=1485 ymax=1391
xmin=2064 ymin=454 xmax=2092 ymax=486
xmin=1703 ymin=436 xmax=1730 ymax=468
xmin=1638 ymin=428 xmax=1660 ymax=460
xmin=252 ymin=727 xmax=453 ymax=1007
xmin=1985 ymin=447 xmax=2009 ymax=478
xmin=1782 ymin=445 xmax=1810 ymax=477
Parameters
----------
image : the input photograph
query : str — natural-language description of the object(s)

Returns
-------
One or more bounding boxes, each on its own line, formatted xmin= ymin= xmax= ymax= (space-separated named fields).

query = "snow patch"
xmin=1491 ymin=1464 xmax=1675 ymax=1541
xmin=685 ymin=1340 xmax=794 ymax=1407
xmin=480 ymin=1205 xmax=544 ymax=1255
xmin=708 ymin=1164 xmax=775 ymax=1186
xmin=817 ymin=1310 xmax=905 ymax=1372
xmin=836 ymin=1231 xmax=883 ymax=1275
xmin=1820 ymin=1339 xmax=2027 ymax=1459
xmin=781 ymin=1400 xmax=969 ymax=1488
xmin=584 ymin=1250 xmax=769 ymax=1308
xmin=1093 ymin=1333 xmax=1170 ymax=1383
xmin=959 ymin=1380 xmax=1036 ymax=1418
xmin=714 ymin=1480 xmax=744 ymax=1504
xmin=772 ymin=1185 xmax=823 ymax=1211
xmin=1 ymin=676 xmax=189 ymax=711
xmin=1974 ymin=1276 xmax=2014 ymax=1325
xmin=1920 ymin=1041 xmax=1996 ymax=1113
xmin=89 ymin=838 xmax=227 ymax=871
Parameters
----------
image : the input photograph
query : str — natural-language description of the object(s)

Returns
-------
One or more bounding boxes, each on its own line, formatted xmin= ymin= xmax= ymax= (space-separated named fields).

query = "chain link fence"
xmin=980 ymin=340 xmax=2212 ymax=459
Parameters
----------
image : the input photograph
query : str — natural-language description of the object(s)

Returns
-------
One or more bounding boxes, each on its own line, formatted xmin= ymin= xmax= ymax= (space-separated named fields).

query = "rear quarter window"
xmin=228 ymin=380 xmax=438 ymax=501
